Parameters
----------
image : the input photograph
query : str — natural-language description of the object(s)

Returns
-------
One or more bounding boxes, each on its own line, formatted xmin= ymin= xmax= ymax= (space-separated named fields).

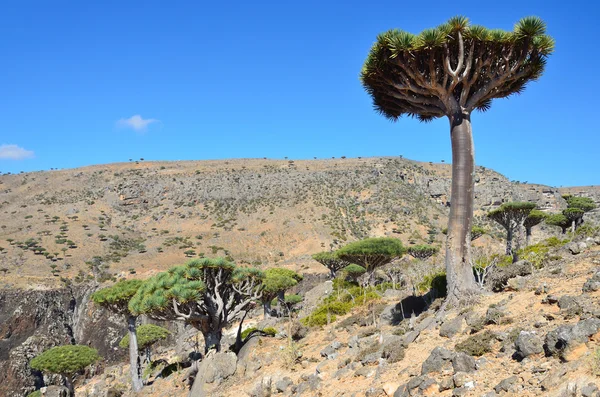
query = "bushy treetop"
xmin=563 ymin=207 xmax=584 ymax=220
xmin=361 ymin=15 xmax=553 ymax=121
xmin=407 ymin=245 xmax=439 ymax=260
xmin=91 ymin=279 xmax=143 ymax=314
xmin=119 ymin=324 xmax=171 ymax=350
xmin=337 ymin=237 xmax=405 ymax=258
xmin=129 ymin=258 xmax=264 ymax=324
xmin=343 ymin=264 xmax=367 ymax=276
xmin=488 ymin=202 xmax=536 ymax=227
xmin=524 ymin=210 xmax=547 ymax=229
xmin=546 ymin=213 xmax=570 ymax=229
xmin=30 ymin=345 xmax=100 ymax=375
xmin=262 ymin=268 xmax=301 ymax=295
xmin=564 ymin=196 xmax=596 ymax=212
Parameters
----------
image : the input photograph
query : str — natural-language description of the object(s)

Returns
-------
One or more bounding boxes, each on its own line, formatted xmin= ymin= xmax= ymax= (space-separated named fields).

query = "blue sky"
xmin=0 ymin=0 xmax=597 ymax=187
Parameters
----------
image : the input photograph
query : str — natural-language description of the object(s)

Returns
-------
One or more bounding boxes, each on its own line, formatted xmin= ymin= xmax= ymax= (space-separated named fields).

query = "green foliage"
xmin=455 ymin=331 xmax=495 ymax=356
xmin=524 ymin=210 xmax=547 ymax=230
xmin=337 ymin=237 xmax=404 ymax=260
xmin=311 ymin=251 xmax=348 ymax=275
xmin=30 ymin=345 xmax=100 ymax=375
xmin=563 ymin=207 xmax=584 ymax=222
xmin=470 ymin=226 xmax=486 ymax=241
xmin=416 ymin=271 xmax=447 ymax=297
xmin=261 ymin=268 xmax=302 ymax=302
xmin=565 ymin=196 xmax=596 ymax=212
xmin=301 ymin=279 xmax=381 ymax=327
xmin=576 ymin=224 xmax=600 ymax=238
xmin=91 ymin=279 xmax=143 ymax=309
xmin=26 ymin=392 xmax=41 ymax=397
xmin=488 ymin=202 xmax=536 ymax=229
xmin=240 ymin=326 xmax=277 ymax=340
xmin=119 ymin=324 xmax=170 ymax=349
xmin=407 ymin=245 xmax=439 ymax=260
xmin=284 ymin=294 xmax=303 ymax=305
xmin=361 ymin=16 xmax=553 ymax=121
xmin=342 ymin=264 xmax=366 ymax=282
xmin=546 ymin=213 xmax=570 ymax=232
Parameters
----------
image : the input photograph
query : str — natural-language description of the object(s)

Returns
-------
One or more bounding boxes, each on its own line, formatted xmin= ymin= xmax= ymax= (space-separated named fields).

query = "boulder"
xmin=544 ymin=318 xmax=600 ymax=360
xmin=494 ymin=376 xmax=518 ymax=393
xmin=558 ymin=295 xmax=583 ymax=318
xmin=452 ymin=352 xmax=477 ymax=373
xmin=421 ymin=347 xmax=455 ymax=375
xmin=189 ymin=352 xmax=238 ymax=397
xmin=440 ymin=316 xmax=465 ymax=338
xmin=583 ymin=272 xmax=600 ymax=293
xmin=274 ymin=377 xmax=293 ymax=393
xmin=567 ymin=242 xmax=587 ymax=255
xmin=514 ymin=331 xmax=544 ymax=360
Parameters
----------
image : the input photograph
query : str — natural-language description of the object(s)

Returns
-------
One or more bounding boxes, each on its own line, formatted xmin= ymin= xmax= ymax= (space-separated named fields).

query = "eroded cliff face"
xmin=0 ymin=285 xmax=126 ymax=396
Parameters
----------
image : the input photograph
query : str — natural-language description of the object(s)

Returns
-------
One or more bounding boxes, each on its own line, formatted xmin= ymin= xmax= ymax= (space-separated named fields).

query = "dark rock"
xmin=320 ymin=341 xmax=343 ymax=359
xmin=558 ymin=295 xmax=583 ymax=318
xmin=583 ymin=272 xmax=600 ymax=293
xmin=581 ymin=383 xmax=600 ymax=397
xmin=514 ymin=331 xmax=544 ymax=360
xmin=544 ymin=318 xmax=600 ymax=359
xmin=274 ymin=376 xmax=293 ymax=393
xmin=421 ymin=347 xmax=455 ymax=375
xmin=440 ymin=316 xmax=464 ymax=338
xmin=452 ymin=352 xmax=477 ymax=373
xmin=494 ymin=376 xmax=518 ymax=393
xmin=487 ymin=260 xmax=532 ymax=291
xmin=567 ymin=242 xmax=587 ymax=255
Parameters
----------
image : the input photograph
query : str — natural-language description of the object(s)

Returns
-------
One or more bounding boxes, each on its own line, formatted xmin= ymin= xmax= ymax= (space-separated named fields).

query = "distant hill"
xmin=0 ymin=157 xmax=598 ymax=290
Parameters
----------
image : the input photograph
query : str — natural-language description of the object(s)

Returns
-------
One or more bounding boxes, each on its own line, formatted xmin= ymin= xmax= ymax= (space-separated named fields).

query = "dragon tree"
xmin=91 ymin=279 xmax=144 ymax=392
xmin=361 ymin=16 xmax=553 ymax=302
xmin=523 ymin=209 xmax=547 ymax=245
xmin=488 ymin=202 xmax=536 ymax=262
xmin=129 ymin=258 xmax=263 ymax=353
xmin=312 ymin=251 xmax=349 ymax=278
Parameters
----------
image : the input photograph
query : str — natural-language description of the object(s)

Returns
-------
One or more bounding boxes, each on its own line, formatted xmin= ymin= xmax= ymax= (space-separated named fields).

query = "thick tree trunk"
xmin=63 ymin=374 xmax=74 ymax=397
xmin=525 ymin=227 xmax=532 ymax=246
xmin=277 ymin=290 xmax=286 ymax=317
xmin=263 ymin=300 xmax=272 ymax=319
xmin=571 ymin=220 xmax=576 ymax=235
xmin=445 ymin=112 xmax=479 ymax=304
xmin=127 ymin=315 xmax=143 ymax=392
xmin=202 ymin=329 xmax=222 ymax=353
xmin=506 ymin=228 xmax=513 ymax=257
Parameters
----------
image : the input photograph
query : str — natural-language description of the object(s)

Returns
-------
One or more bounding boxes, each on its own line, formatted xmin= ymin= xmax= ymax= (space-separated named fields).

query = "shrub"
xmin=119 ymin=324 xmax=170 ymax=349
xmin=416 ymin=271 xmax=447 ymax=297
xmin=455 ymin=331 xmax=495 ymax=356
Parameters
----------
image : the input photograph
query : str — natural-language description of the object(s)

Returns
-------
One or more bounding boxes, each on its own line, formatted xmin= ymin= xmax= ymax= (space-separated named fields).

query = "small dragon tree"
xmin=260 ymin=268 xmax=302 ymax=319
xmin=91 ymin=279 xmax=144 ymax=392
xmin=563 ymin=196 xmax=596 ymax=233
xmin=337 ymin=237 xmax=404 ymax=285
xmin=343 ymin=264 xmax=366 ymax=284
xmin=488 ymin=202 xmax=536 ymax=262
xmin=30 ymin=345 xmax=100 ymax=396
xmin=523 ymin=210 xmax=547 ymax=246
xmin=546 ymin=213 xmax=571 ymax=234
xmin=407 ymin=245 xmax=439 ymax=260
xmin=312 ymin=251 xmax=349 ymax=278
xmin=361 ymin=16 xmax=553 ymax=303
xmin=129 ymin=258 xmax=263 ymax=353
xmin=119 ymin=323 xmax=170 ymax=364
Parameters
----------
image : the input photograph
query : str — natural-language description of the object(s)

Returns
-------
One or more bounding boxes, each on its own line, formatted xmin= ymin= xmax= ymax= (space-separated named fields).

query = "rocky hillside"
xmin=1 ymin=157 xmax=597 ymax=290
xmin=1 ymin=156 xmax=599 ymax=397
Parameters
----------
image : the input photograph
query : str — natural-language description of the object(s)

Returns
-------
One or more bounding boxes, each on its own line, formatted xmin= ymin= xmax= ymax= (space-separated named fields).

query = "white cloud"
xmin=117 ymin=115 xmax=159 ymax=132
xmin=0 ymin=144 xmax=34 ymax=160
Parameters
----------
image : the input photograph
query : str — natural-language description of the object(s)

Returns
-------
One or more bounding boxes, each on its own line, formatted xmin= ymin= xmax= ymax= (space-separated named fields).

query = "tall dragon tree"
xmin=361 ymin=16 xmax=553 ymax=302
xmin=91 ymin=279 xmax=144 ymax=392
